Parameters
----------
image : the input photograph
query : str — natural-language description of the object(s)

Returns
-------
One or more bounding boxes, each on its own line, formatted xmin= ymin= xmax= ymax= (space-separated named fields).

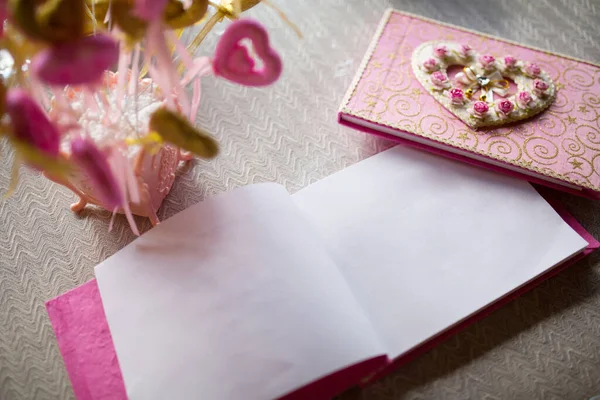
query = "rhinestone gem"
xmin=477 ymin=75 xmax=490 ymax=86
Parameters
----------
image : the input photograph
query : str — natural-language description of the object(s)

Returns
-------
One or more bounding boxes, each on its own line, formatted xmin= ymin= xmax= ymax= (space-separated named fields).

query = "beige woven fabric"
xmin=1 ymin=1 xmax=600 ymax=399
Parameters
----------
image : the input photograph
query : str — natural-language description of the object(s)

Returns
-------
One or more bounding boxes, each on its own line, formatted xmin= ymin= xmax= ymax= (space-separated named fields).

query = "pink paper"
xmin=46 ymin=280 xmax=127 ymax=400
xmin=341 ymin=10 xmax=600 ymax=195
xmin=46 ymin=280 xmax=387 ymax=400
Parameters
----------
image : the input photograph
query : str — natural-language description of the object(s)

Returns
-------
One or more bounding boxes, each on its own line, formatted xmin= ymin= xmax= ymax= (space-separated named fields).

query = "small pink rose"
xmin=433 ymin=45 xmax=448 ymax=59
xmin=479 ymin=54 xmax=496 ymax=70
xmin=422 ymin=58 xmax=440 ymax=72
xmin=448 ymin=88 xmax=465 ymax=105
xmin=504 ymin=56 xmax=517 ymax=69
xmin=532 ymin=79 xmax=549 ymax=96
xmin=459 ymin=44 xmax=472 ymax=58
xmin=523 ymin=62 xmax=541 ymax=78
xmin=430 ymin=71 xmax=450 ymax=89
xmin=471 ymin=101 xmax=489 ymax=118
xmin=496 ymin=99 xmax=514 ymax=117
xmin=516 ymin=91 xmax=533 ymax=108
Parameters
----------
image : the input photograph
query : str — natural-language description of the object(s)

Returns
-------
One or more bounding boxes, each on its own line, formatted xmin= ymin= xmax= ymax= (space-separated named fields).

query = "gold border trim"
xmin=339 ymin=8 xmax=600 ymax=193
xmin=340 ymin=9 xmax=394 ymax=113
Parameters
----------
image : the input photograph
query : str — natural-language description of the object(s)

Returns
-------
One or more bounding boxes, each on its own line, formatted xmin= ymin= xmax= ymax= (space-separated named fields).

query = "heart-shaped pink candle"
xmin=213 ymin=19 xmax=282 ymax=87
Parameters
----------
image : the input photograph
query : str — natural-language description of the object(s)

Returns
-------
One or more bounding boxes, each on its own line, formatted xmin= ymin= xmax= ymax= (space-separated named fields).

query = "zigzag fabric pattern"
xmin=1 ymin=1 xmax=600 ymax=399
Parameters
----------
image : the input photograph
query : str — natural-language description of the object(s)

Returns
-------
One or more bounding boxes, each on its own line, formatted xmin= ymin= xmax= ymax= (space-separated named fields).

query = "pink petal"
xmin=32 ymin=34 xmax=119 ymax=86
xmin=0 ymin=0 xmax=7 ymax=38
xmin=5 ymin=89 xmax=60 ymax=156
xmin=133 ymin=0 xmax=169 ymax=22
xmin=109 ymin=150 xmax=140 ymax=236
xmin=70 ymin=138 xmax=124 ymax=210
xmin=146 ymin=21 xmax=179 ymax=109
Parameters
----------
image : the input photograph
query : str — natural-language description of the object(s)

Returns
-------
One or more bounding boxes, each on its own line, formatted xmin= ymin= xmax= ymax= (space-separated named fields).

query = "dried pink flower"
xmin=523 ymin=62 xmax=541 ymax=78
xmin=433 ymin=45 xmax=448 ymax=59
xmin=70 ymin=138 xmax=124 ymax=210
xmin=532 ymin=79 xmax=549 ymax=96
xmin=504 ymin=56 xmax=518 ymax=69
xmin=479 ymin=55 xmax=496 ymax=71
xmin=32 ymin=34 xmax=119 ymax=86
xmin=516 ymin=91 xmax=533 ymax=108
xmin=133 ymin=0 xmax=169 ymax=21
xmin=431 ymin=71 xmax=450 ymax=89
xmin=5 ymin=89 xmax=60 ymax=157
xmin=422 ymin=58 xmax=440 ymax=72
xmin=458 ymin=44 xmax=472 ymax=58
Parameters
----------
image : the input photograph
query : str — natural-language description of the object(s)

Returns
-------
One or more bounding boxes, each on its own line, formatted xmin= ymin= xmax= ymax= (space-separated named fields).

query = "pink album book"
xmin=46 ymin=146 xmax=598 ymax=400
xmin=339 ymin=9 xmax=600 ymax=199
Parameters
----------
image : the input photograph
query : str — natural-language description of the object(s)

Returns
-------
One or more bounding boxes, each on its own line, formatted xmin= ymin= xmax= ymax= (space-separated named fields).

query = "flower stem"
xmin=187 ymin=10 xmax=225 ymax=56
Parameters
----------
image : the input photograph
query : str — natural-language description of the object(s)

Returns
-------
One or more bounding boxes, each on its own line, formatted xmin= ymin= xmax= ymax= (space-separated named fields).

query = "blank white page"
xmin=95 ymin=183 xmax=385 ymax=400
xmin=293 ymin=146 xmax=588 ymax=358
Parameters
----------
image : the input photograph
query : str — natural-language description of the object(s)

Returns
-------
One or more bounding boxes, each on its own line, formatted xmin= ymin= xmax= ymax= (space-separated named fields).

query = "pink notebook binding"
xmin=46 ymin=281 xmax=387 ymax=400
xmin=46 ymin=191 xmax=599 ymax=400
xmin=339 ymin=9 xmax=600 ymax=199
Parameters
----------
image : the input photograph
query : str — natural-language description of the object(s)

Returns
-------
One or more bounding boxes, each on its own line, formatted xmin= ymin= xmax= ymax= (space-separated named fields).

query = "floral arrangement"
xmin=412 ymin=41 xmax=556 ymax=129
xmin=0 ymin=0 xmax=291 ymax=234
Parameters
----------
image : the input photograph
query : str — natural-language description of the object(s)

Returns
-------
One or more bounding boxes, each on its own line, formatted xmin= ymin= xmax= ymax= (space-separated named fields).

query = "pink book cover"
xmin=46 ymin=283 xmax=387 ymax=400
xmin=339 ymin=9 xmax=600 ymax=199
xmin=46 ymin=192 xmax=599 ymax=400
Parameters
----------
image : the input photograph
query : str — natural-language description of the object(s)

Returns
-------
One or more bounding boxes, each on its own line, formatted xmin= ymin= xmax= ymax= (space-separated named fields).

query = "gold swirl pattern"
xmin=484 ymin=126 xmax=512 ymax=138
xmin=394 ymin=119 xmax=418 ymax=133
xmin=563 ymin=67 xmax=595 ymax=90
xmin=362 ymin=77 xmax=383 ymax=98
xmin=398 ymin=45 xmax=413 ymax=60
xmin=524 ymin=137 xmax=559 ymax=165
xmin=575 ymin=103 xmax=599 ymax=122
xmin=418 ymin=114 xmax=453 ymax=139
xmin=389 ymin=94 xmax=422 ymax=117
xmin=512 ymin=123 xmax=535 ymax=138
xmin=537 ymin=113 xmax=567 ymax=137
xmin=388 ymin=25 xmax=404 ymax=39
xmin=535 ymin=59 xmax=562 ymax=83
xmin=382 ymin=68 xmax=411 ymax=92
xmin=549 ymin=91 xmax=573 ymax=113
xmin=365 ymin=95 xmax=389 ymax=116
xmin=561 ymin=138 xmax=586 ymax=156
xmin=341 ymin=9 xmax=600 ymax=193
xmin=582 ymin=92 xmax=600 ymax=108
xmin=486 ymin=136 xmax=522 ymax=161
xmin=575 ymin=124 xmax=600 ymax=151
xmin=410 ymin=23 xmax=437 ymax=43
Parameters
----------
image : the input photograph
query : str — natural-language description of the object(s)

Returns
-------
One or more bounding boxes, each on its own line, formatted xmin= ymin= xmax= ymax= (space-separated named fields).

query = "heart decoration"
xmin=411 ymin=41 xmax=556 ymax=129
xmin=213 ymin=19 xmax=282 ymax=87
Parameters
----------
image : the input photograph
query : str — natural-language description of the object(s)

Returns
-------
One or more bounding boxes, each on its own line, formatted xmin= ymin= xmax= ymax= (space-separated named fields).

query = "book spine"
xmin=338 ymin=114 xmax=600 ymax=201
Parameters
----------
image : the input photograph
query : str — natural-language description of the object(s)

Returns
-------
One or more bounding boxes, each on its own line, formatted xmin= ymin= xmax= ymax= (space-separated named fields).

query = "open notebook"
xmin=47 ymin=146 xmax=597 ymax=400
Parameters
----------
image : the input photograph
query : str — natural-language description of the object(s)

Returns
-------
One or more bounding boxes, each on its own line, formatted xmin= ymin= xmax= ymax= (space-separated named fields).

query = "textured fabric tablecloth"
xmin=1 ymin=1 xmax=600 ymax=399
